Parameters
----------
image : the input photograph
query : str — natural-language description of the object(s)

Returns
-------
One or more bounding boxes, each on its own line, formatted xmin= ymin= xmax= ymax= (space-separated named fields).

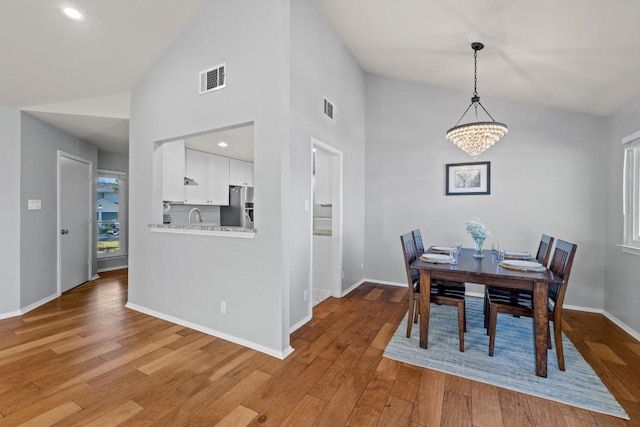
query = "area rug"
xmin=383 ymin=297 xmax=629 ymax=420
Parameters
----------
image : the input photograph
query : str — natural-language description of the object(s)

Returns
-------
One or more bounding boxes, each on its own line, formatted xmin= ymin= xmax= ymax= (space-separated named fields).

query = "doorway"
xmin=310 ymin=139 xmax=343 ymax=306
xmin=57 ymin=151 xmax=92 ymax=293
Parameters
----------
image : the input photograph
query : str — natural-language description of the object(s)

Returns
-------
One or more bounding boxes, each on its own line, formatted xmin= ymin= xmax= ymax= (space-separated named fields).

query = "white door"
xmin=59 ymin=153 xmax=91 ymax=293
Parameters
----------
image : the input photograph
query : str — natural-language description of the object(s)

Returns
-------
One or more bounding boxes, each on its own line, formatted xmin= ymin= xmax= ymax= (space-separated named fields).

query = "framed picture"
xmin=446 ymin=161 xmax=491 ymax=195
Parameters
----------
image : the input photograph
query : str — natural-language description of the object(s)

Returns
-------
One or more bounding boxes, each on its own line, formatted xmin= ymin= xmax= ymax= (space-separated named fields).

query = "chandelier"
xmin=446 ymin=42 xmax=508 ymax=157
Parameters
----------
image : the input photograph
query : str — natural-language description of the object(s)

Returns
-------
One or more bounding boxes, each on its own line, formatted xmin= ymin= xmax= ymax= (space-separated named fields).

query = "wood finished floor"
xmin=0 ymin=269 xmax=638 ymax=426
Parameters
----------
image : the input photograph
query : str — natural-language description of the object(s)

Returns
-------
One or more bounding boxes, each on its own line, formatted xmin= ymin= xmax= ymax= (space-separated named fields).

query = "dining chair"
xmin=412 ymin=229 xmax=426 ymax=254
xmin=535 ymin=234 xmax=555 ymax=266
xmin=400 ymin=232 xmax=466 ymax=351
xmin=483 ymin=234 xmax=555 ymax=328
xmin=486 ymin=239 xmax=577 ymax=370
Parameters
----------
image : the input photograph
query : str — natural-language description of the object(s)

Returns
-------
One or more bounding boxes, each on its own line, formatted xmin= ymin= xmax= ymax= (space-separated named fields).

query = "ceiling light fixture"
xmin=218 ymin=142 xmax=228 ymax=147
xmin=62 ymin=6 xmax=85 ymax=21
xmin=446 ymin=42 xmax=508 ymax=158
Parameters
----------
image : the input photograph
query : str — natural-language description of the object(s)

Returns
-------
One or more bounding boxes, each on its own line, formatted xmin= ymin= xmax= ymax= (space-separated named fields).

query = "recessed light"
xmin=218 ymin=142 xmax=228 ymax=147
xmin=62 ymin=6 xmax=85 ymax=21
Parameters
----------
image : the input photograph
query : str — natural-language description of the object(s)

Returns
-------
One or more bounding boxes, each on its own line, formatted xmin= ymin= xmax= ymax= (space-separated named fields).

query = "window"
xmin=622 ymin=130 xmax=640 ymax=256
xmin=97 ymin=170 xmax=126 ymax=258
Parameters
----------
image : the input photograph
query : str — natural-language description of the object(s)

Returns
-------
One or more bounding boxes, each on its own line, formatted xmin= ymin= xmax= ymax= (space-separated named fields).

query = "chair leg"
xmin=457 ymin=301 xmax=465 ymax=352
xmin=547 ymin=321 xmax=552 ymax=349
xmin=413 ymin=299 xmax=419 ymax=324
xmin=406 ymin=293 xmax=414 ymax=338
xmin=554 ymin=319 xmax=565 ymax=371
xmin=483 ymin=289 xmax=489 ymax=329
xmin=488 ymin=304 xmax=498 ymax=357
xmin=463 ymin=299 xmax=467 ymax=333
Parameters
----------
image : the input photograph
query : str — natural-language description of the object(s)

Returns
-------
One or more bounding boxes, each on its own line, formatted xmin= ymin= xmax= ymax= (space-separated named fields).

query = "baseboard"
xmin=20 ymin=293 xmax=59 ymax=316
xmin=602 ymin=311 xmax=640 ymax=342
xmin=290 ymin=314 xmax=312 ymax=334
xmin=97 ymin=264 xmax=129 ymax=273
xmin=313 ymin=288 xmax=332 ymax=301
xmin=361 ymin=278 xmax=405 ymax=288
xmin=0 ymin=309 xmax=23 ymax=320
xmin=125 ymin=302 xmax=293 ymax=360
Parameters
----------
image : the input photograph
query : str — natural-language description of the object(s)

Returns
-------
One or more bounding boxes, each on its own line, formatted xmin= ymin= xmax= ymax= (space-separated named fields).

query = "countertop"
xmin=148 ymin=223 xmax=256 ymax=238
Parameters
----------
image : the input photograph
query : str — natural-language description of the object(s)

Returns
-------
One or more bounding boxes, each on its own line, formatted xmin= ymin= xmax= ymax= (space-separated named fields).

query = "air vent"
xmin=323 ymin=98 xmax=336 ymax=121
xmin=199 ymin=63 xmax=226 ymax=95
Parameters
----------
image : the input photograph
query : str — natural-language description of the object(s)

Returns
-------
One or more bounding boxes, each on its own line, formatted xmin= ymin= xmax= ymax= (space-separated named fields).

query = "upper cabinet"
xmin=229 ymin=159 xmax=254 ymax=187
xmin=161 ymin=140 xmax=185 ymax=202
xmin=184 ymin=149 xmax=229 ymax=205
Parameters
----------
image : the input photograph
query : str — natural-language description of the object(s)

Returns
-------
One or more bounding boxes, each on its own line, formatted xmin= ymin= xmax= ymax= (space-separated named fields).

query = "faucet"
xmin=188 ymin=208 xmax=203 ymax=226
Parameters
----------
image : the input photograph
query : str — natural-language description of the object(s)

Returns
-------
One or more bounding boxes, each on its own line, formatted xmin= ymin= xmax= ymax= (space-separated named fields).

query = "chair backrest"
xmin=548 ymin=239 xmax=577 ymax=307
xmin=400 ymin=233 xmax=419 ymax=289
xmin=412 ymin=229 xmax=425 ymax=255
xmin=536 ymin=234 xmax=555 ymax=266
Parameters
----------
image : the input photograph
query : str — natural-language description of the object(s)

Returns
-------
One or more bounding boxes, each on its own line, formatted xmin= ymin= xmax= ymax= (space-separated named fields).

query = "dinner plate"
xmin=431 ymin=246 xmax=456 ymax=253
xmin=420 ymin=253 xmax=453 ymax=263
xmin=500 ymin=259 xmax=546 ymax=272
xmin=504 ymin=250 xmax=531 ymax=259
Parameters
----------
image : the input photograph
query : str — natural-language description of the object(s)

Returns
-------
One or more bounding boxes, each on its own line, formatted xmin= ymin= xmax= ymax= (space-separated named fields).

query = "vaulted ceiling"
xmin=2 ymin=0 xmax=640 ymax=153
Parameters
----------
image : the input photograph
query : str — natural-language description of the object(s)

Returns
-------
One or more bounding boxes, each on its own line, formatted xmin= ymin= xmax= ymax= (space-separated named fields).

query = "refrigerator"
xmin=220 ymin=186 xmax=254 ymax=229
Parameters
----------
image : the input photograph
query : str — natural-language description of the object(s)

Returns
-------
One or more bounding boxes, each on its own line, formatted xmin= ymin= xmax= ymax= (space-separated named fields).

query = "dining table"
xmin=411 ymin=247 xmax=564 ymax=378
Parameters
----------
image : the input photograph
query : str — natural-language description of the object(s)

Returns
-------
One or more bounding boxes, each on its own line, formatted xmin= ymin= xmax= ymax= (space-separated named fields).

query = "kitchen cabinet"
xmin=229 ymin=159 xmax=254 ymax=187
xmin=184 ymin=149 xmax=229 ymax=205
xmin=161 ymin=139 xmax=185 ymax=202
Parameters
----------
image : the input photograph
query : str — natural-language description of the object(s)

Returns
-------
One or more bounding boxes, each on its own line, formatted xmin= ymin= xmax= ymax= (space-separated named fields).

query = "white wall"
xmin=289 ymin=0 xmax=366 ymax=327
xmin=128 ymin=0 xmax=292 ymax=356
xmin=20 ymin=113 xmax=98 ymax=306
xmin=604 ymin=98 xmax=640 ymax=333
xmin=0 ymin=105 xmax=21 ymax=315
xmin=365 ymin=75 xmax=607 ymax=309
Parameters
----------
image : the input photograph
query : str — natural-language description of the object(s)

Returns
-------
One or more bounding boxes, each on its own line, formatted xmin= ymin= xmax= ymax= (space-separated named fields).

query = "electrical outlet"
xmin=220 ymin=301 xmax=227 ymax=314
xmin=303 ymin=290 xmax=309 ymax=301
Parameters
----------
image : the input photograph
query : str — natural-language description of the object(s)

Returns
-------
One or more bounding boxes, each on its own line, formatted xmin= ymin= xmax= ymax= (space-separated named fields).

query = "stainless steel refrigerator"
xmin=220 ymin=186 xmax=254 ymax=229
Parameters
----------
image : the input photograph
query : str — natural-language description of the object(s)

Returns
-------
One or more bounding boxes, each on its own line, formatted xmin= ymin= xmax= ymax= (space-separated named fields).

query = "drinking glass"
xmin=492 ymin=242 xmax=500 ymax=255
xmin=449 ymin=249 xmax=458 ymax=265
xmin=455 ymin=243 xmax=462 ymax=252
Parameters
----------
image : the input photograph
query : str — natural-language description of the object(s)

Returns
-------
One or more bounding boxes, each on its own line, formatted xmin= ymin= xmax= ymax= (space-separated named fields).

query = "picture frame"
xmin=445 ymin=161 xmax=491 ymax=195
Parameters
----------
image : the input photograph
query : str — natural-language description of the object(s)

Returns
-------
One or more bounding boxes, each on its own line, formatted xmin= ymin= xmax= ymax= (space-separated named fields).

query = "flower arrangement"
xmin=465 ymin=218 xmax=491 ymax=240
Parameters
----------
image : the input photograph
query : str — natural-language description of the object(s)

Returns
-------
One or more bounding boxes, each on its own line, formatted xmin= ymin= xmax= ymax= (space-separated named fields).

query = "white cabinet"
xmin=161 ymin=140 xmax=185 ymax=202
xmin=229 ymin=159 xmax=254 ymax=187
xmin=184 ymin=149 xmax=229 ymax=205
xmin=206 ymin=153 xmax=230 ymax=205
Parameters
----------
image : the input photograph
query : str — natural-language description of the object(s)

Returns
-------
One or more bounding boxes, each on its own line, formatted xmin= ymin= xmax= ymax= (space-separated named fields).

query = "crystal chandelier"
xmin=446 ymin=42 xmax=508 ymax=157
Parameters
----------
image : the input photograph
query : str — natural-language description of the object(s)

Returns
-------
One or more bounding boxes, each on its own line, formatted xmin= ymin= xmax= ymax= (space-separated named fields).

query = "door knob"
xmin=60 ymin=229 xmax=69 ymax=235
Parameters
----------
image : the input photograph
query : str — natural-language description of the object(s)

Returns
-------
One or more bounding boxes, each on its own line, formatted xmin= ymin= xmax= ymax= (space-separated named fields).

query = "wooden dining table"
xmin=411 ymin=247 xmax=564 ymax=377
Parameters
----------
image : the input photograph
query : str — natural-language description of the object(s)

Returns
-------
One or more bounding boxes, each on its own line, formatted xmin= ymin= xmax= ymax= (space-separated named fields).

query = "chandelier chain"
xmin=473 ymin=48 xmax=478 ymax=98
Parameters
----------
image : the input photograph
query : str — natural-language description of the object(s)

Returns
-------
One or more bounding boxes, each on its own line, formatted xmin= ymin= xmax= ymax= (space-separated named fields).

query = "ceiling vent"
xmin=323 ymin=98 xmax=336 ymax=121
xmin=199 ymin=63 xmax=226 ymax=95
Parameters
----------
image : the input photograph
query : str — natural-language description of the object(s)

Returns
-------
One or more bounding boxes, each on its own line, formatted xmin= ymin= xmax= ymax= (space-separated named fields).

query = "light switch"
xmin=28 ymin=199 xmax=42 ymax=210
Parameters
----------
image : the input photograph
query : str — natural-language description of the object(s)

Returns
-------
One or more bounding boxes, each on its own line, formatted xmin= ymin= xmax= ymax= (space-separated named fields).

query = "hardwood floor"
xmin=0 ymin=270 xmax=638 ymax=426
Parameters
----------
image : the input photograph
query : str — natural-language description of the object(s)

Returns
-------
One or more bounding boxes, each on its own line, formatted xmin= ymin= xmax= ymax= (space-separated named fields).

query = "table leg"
xmin=533 ymin=280 xmax=548 ymax=377
xmin=419 ymin=270 xmax=431 ymax=349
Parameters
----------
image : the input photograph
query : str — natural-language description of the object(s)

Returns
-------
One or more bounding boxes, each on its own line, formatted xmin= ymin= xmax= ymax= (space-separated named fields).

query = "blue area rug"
xmin=383 ymin=297 xmax=629 ymax=420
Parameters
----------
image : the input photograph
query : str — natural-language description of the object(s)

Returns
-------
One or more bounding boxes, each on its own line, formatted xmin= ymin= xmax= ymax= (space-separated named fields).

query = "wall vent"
xmin=199 ymin=63 xmax=226 ymax=95
xmin=323 ymin=98 xmax=336 ymax=121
